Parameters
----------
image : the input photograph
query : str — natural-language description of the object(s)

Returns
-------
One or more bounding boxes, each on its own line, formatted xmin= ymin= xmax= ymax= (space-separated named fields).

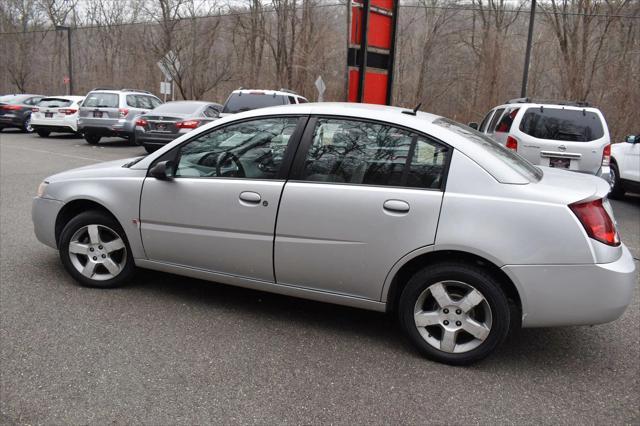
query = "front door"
xmin=140 ymin=116 xmax=304 ymax=282
xmin=274 ymin=117 xmax=450 ymax=301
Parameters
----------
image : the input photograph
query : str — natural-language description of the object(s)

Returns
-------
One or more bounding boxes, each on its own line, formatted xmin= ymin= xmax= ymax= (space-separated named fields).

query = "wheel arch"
xmin=384 ymin=249 xmax=522 ymax=323
xmin=55 ymin=199 xmax=121 ymax=247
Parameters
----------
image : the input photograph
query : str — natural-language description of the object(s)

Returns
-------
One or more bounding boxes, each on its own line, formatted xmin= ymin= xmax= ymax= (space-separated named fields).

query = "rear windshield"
xmin=38 ymin=98 xmax=73 ymax=108
xmin=519 ymin=107 xmax=604 ymax=142
xmin=434 ymin=118 xmax=542 ymax=182
xmin=222 ymin=93 xmax=286 ymax=113
xmin=84 ymin=92 xmax=119 ymax=108
xmin=152 ymin=102 xmax=201 ymax=114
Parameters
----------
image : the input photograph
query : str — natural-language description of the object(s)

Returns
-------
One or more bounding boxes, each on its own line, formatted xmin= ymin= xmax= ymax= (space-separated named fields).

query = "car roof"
xmin=162 ymin=100 xmax=222 ymax=106
xmin=493 ymin=102 xmax=602 ymax=114
xmin=231 ymin=89 xmax=307 ymax=99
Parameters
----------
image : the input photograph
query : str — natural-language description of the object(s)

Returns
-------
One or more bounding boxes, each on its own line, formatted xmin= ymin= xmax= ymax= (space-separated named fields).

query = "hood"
xmin=46 ymin=157 xmax=146 ymax=183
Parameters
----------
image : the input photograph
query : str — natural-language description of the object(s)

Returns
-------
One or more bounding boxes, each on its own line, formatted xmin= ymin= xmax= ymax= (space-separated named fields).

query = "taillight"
xmin=61 ymin=108 xmax=77 ymax=115
xmin=119 ymin=108 xmax=129 ymax=118
xmin=506 ymin=136 xmax=518 ymax=151
xmin=602 ymin=144 xmax=610 ymax=166
xmin=135 ymin=118 xmax=147 ymax=127
xmin=176 ymin=120 xmax=200 ymax=129
xmin=2 ymin=105 xmax=21 ymax=110
xmin=569 ymin=199 xmax=620 ymax=246
xmin=32 ymin=107 xmax=39 ymax=112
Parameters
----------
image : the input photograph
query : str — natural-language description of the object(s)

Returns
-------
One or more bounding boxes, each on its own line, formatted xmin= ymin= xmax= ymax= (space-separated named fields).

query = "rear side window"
xmin=287 ymin=96 xmax=296 ymax=104
xmin=300 ymin=118 xmax=449 ymax=190
xmin=222 ymin=93 xmax=287 ymax=114
xmin=495 ymin=107 xmax=519 ymax=133
xmin=487 ymin=108 xmax=505 ymax=133
xmin=297 ymin=97 xmax=308 ymax=104
xmin=38 ymin=98 xmax=72 ymax=108
xmin=519 ymin=107 xmax=604 ymax=142
xmin=84 ymin=93 xmax=119 ymax=108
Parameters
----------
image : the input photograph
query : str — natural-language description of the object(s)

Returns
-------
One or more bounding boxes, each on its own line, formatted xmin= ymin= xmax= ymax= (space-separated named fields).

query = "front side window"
xmin=479 ymin=111 xmax=493 ymax=132
xmin=84 ymin=93 xmax=119 ymax=108
xmin=175 ymin=117 xmax=299 ymax=179
xmin=519 ymin=107 xmax=604 ymax=142
xmin=301 ymin=118 xmax=449 ymax=189
xmin=486 ymin=108 xmax=505 ymax=133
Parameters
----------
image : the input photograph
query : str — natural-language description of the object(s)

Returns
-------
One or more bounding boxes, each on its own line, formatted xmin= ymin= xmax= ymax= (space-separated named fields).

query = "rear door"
xmin=514 ymin=107 xmax=608 ymax=173
xmin=274 ymin=117 xmax=450 ymax=301
xmin=139 ymin=115 xmax=306 ymax=282
xmin=80 ymin=92 xmax=120 ymax=126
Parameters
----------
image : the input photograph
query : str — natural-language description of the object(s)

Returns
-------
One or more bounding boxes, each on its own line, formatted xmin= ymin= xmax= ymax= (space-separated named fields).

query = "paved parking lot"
xmin=1 ymin=130 xmax=639 ymax=424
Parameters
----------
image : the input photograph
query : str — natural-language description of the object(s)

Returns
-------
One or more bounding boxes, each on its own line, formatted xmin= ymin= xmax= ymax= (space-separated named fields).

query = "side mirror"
xmin=468 ymin=122 xmax=479 ymax=130
xmin=149 ymin=160 xmax=175 ymax=180
xmin=627 ymin=135 xmax=638 ymax=144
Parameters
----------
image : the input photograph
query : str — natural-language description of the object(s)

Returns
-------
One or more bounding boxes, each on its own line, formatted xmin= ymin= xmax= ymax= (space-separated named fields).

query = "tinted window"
xmin=479 ymin=111 xmax=493 ymax=132
xmin=435 ymin=118 xmax=542 ymax=182
xmin=154 ymin=102 xmax=201 ymax=114
xmin=149 ymin=97 xmax=162 ymax=108
xmin=38 ymin=98 xmax=72 ymax=108
xmin=175 ymin=117 xmax=298 ymax=179
xmin=297 ymin=97 xmax=308 ymax=104
xmin=203 ymin=107 xmax=219 ymax=118
xmin=301 ymin=118 xmax=449 ymax=189
xmin=487 ymin=108 xmax=505 ymax=133
xmin=222 ymin=93 xmax=287 ymax=113
xmin=288 ymin=96 xmax=296 ymax=104
xmin=519 ymin=107 xmax=604 ymax=142
xmin=84 ymin=93 xmax=119 ymax=108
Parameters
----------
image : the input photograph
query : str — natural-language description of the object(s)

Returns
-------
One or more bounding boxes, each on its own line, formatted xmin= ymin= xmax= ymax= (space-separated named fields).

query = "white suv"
xmin=610 ymin=134 xmax=640 ymax=198
xmin=473 ymin=99 xmax=611 ymax=182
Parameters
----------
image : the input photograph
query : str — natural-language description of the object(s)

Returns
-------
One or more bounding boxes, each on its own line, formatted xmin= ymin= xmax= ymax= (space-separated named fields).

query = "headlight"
xmin=37 ymin=181 xmax=49 ymax=197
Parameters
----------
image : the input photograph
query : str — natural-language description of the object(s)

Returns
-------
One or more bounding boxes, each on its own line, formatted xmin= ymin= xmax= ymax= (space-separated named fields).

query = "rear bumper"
xmin=32 ymin=124 xmax=77 ymax=133
xmin=503 ymin=244 xmax=636 ymax=327
xmin=136 ymin=132 xmax=180 ymax=146
xmin=32 ymin=197 xmax=64 ymax=249
xmin=0 ymin=115 xmax=23 ymax=127
xmin=31 ymin=117 xmax=77 ymax=133
xmin=78 ymin=118 xmax=134 ymax=138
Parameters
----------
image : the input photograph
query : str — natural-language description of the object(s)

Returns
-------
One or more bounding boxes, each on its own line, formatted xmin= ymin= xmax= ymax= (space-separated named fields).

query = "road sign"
xmin=157 ymin=51 xmax=181 ymax=81
xmin=63 ymin=76 xmax=70 ymax=85
xmin=315 ymin=76 xmax=326 ymax=102
xmin=160 ymin=82 xmax=171 ymax=95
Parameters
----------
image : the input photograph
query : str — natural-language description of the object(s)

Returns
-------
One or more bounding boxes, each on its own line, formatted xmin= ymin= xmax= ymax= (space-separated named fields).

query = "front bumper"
xmin=32 ymin=197 xmax=64 ymax=249
xmin=503 ymin=244 xmax=636 ymax=327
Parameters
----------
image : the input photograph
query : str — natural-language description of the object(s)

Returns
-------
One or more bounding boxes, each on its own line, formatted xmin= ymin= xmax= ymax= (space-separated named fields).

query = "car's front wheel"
xmin=144 ymin=145 xmax=157 ymax=154
xmin=59 ymin=211 xmax=135 ymax=288
xmin=399 ymin=262 xmax=511 ymax=365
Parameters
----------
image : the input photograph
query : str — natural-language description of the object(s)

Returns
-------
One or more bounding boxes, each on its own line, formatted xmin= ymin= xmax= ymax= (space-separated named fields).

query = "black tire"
xmin=37 ymin=130 xmax=51 ymax=137
xmin=22 ymin=114 xmax=33 ymax=133
xmin=609 ymin=162 xmax=625 ymax=199
xmin=59 ymin=210 xmax=135 ymax=288
xmin=84 ymin=133 xmax=101 ymax=145
xmin=129 ymin=132 xmax=141 ymax=146
xmin=398 ymin=262 xmax=511 ymax=365
xmin=144 ymin=145 xmax=157 ymax=154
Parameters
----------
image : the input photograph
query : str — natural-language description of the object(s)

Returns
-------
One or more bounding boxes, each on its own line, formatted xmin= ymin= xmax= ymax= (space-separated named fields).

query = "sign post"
xmin=157 ymin=51 xmax=180 ymax=101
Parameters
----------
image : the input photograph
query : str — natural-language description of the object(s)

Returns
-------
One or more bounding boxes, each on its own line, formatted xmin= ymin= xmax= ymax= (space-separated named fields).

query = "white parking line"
xmin=1 ymin=145 xmax=102 ymax=162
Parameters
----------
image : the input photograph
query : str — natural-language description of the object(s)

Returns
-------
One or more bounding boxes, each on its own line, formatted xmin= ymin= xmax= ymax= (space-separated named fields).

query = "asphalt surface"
xmin=1 ymin=130 xmax=639 ymax=425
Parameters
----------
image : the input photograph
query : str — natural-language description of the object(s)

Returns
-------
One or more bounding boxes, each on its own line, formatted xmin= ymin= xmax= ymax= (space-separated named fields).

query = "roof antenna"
xmin=402 ymin=103 xmax=422 ymax=116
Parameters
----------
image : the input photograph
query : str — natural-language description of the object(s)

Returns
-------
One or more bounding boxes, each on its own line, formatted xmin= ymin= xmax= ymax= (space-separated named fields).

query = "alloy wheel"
xmin=67 ymin=224 xmax=127 ymax=281
xmin=413 ymin=281 xmax=493 ymax=354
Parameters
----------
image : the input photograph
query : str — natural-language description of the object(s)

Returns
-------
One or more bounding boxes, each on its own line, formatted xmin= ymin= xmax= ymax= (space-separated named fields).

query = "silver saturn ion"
xmin=32 ymin=103 xmax=636 ymax=365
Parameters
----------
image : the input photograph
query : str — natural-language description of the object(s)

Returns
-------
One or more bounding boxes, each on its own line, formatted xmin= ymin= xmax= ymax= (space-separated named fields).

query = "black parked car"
xmin=135 ymin=101 xmax=223 ymax=153
xmin=0 ymin=94 xmax=45 ymax=132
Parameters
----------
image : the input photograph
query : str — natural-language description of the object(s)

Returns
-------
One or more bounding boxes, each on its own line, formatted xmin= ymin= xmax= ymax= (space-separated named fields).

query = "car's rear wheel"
xmin=398 ymin=262 xmax=510 ymax=365
xmin=144 ymin=145 xmax=157 ymax=154
xmin=59 ymin=211 xmax=135 ymax=288
xmin=22 ymin=115 xmax=33 ymax=133
xmin=84 ymin=133 xmax=101 ymax=145
xmin=37 ymin=130 xmax=50 ymax=137
xmin=609 ymin=162 xmax=625 ymax=199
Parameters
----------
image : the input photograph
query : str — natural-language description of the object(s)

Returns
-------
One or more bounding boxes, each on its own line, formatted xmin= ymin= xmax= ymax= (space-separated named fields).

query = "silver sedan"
xmin=32 ymin=103 xmax=636 ymax=365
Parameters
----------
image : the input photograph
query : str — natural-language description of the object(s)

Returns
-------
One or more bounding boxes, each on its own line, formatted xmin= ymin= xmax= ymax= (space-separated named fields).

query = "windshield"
xmin=152 ymin=102 xmax=202 ymax=114
xmin=222 ymin=93 xmax=286 ymax=114
xmin=434 ymin=118 xmax=543 ymax=183
xmin=83 ymin=92 xmax=119 ymax=108
xmin=519 ymin=107 xmax=604 ymax=142
xmin=38 ymin=98 xmax=73 ymax=108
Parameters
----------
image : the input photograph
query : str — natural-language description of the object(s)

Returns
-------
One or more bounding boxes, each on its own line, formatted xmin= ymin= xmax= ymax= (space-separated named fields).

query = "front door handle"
xmin=239 ymin=191 xmax=261 ymax=204
xmin=383 ymin=199 xmax=410 ymax=213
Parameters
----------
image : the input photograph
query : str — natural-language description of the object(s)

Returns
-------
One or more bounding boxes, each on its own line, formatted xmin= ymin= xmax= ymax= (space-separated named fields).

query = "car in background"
xmin=610 ymin=134 xmax=640 ymax=198
xmin=77 ymin=88 xmax=162 ymax=145
xmin=220 ymin=88 xmax=308 ymax=117
xmin=0 ymin=94 xmax=44 ymax=132
xmin=472 ymin=98 xmax=611 ymax=183
xmin=32 ymin=103 xmax=635 ymax=366
xmin=31 ymin=96 xmax=85 ymax=137
xmin=135 ymin=101 xmax=223 ymax=153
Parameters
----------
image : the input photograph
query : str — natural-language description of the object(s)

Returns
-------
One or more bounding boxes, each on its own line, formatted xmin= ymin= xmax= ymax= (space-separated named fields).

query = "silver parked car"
xmin=78 ymin=88 xmax=162 ymax=145
xmin=32 ymin=103 xmax=635 ymax=365
xmin=472 ymin=98 xmax=611 ymax=183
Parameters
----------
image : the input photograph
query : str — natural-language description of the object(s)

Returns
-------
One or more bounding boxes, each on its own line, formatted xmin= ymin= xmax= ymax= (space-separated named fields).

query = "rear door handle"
xmin=383 ymin=199 xmax=410 ymax=213
xmin=239 ymin=191 xmax=261 ymax=204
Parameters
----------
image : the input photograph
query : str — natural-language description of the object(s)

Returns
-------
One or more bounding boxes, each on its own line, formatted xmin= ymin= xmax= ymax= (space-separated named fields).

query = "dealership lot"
xmin=1 ymin=131 xmax=638 ymax=424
